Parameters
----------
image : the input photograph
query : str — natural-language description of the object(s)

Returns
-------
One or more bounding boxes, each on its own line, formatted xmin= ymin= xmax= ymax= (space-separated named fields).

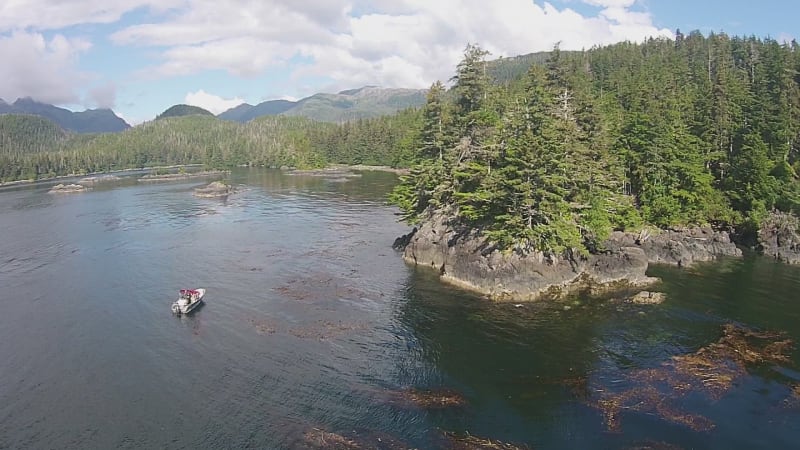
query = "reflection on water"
xmin=0 ymin=168 xmax=799 ymax=449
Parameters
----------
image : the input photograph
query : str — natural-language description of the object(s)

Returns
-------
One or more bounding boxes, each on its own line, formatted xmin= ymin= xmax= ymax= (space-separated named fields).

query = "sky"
xmin=0 ymin=0 xmax=796 ymax=125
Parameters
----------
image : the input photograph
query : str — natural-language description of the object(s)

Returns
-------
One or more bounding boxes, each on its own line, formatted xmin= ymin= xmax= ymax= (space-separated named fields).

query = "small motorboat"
xmin=171 ymin=288 xmax=205 ymax=315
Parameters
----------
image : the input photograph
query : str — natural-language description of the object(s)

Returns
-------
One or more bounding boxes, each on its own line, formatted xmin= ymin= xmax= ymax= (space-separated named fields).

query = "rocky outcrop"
xmin=607 ymin=227 xmax=741 ymax=267
xmin=400 ymin=212 xmax=656 ymax=301
xmin=758 ymin=212 xmax=800 ymax=264
xmin=396 ymin=211 xmax=744 ymax=301
xmin=48 ymin=183 xmax=89 ymax=193
xmin=138 ymin=170 xmax=228 ymax=182
xmin=193 ymin=181 xmax=236 ymax=198
xmin=78 ymin=175 xmax=121 ymax=185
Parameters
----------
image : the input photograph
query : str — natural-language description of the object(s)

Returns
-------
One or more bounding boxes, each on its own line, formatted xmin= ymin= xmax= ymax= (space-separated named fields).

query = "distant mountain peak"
xmin=0 ymin=98 xmax=130 ymax=133
xmin=156 ymin=104 xmax=214 ymax=120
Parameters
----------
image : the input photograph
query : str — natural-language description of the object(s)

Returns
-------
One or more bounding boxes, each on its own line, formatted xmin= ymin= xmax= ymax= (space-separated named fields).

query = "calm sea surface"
xmin=1 ymin=168 xmax=799 ymax=449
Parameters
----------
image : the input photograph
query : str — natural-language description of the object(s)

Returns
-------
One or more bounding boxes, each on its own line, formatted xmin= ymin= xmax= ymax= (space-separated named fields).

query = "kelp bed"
xmin=437 ymin=431 xmax=530 ymax=450
xmin=299 ymin=428 xmax=530 ymax=450
xmin=590 ymin=323 xmax=794 ymax=432
xmin=381 ymin=388 xmax=468 ymax=409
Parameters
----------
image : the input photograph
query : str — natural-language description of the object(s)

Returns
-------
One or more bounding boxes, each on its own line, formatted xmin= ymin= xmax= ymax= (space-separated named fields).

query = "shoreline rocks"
xmin=607 ymin=227 xmax=742 ymax=267
xmin=395 ymin=211 xmax=743 ymax=302
xmin=758 ymin=212 xmax=800 ymax=265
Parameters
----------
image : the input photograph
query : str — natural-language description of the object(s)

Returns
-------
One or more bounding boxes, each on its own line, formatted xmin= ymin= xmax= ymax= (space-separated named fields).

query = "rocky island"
xmin=78 ymin=175 xmax=121 ymax=185
xmin=393 ymin=211 xmax=740 ymax=301
xmin=48 ymin=183 xmax=90 ymax=194
xmin=138 ymin=169 xmax=229 ymax=183
xmin=193 ymin=181 xmax=237 ymax=198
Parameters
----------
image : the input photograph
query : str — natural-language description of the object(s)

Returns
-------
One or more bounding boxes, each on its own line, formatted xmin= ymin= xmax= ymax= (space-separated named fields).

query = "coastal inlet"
xmin=0 ymin=168 xmax=798 ymax=449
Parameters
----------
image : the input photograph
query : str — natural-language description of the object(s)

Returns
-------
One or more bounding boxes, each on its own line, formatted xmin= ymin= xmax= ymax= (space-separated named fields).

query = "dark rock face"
xmin=396 ymin=212 xmax=743 ymax=301
xmin=607 ymin=228 xmax=741 ymax=267
xmin=758 ymin=212 xmax=800 ymax=265
xmin=399 ymin=212 xmax=655 ymax=301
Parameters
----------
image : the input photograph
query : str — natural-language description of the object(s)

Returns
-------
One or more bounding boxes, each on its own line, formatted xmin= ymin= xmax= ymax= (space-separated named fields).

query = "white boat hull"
xmin=171 ymin=288 xmax=205 ymax=315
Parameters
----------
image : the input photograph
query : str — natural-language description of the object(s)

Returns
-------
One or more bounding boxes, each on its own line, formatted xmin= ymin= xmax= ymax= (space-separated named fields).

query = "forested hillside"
xmin=0 ymin=112 xmax=418 ymax=182
xmin=392 ymin=33 xmax=800 ymax=252
xmin=3 ymin=31 xmax=799 ymax=252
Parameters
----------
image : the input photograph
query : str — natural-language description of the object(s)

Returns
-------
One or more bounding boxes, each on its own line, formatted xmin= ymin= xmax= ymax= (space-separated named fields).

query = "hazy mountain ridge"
xmin=217 ymin=100 xmax=296 ymax=122
xmin=0 ymin=97 xmax=130 ymax=133
xmin=218 ymin=86 xmax=427 ymax=123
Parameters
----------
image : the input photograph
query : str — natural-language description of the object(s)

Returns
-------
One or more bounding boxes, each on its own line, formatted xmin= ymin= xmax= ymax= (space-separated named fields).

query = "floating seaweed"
xmin=248 ymin=318 xmax=276 ymax=336
xmin=590 ymin=323 xmax=794 ymax=432
xmin=301 ymin=428 xmax=362 ymax=449
xmin=438 ymin=431 xmax=530 ymax=450
xmin=298 ymin=428 xmax=410 ymax=450
xmin=288 ymin=320 xmax=365 ymax=341
xmin=383 ymin=388 xmax=468 ymax=409
xmin=623 ymin=440 xmax=685 ymax=450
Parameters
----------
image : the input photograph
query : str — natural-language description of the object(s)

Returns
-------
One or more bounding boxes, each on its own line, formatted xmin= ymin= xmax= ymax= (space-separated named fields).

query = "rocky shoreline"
xmin=393 ymin=211 xmax=746 ymax=302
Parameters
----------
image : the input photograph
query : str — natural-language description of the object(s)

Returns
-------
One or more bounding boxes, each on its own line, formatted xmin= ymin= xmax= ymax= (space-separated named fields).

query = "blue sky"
xmin=0 ymin=0 xmax=795 ymax=125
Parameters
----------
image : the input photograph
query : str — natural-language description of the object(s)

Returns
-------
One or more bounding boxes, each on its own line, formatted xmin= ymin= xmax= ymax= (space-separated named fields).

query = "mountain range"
xmin=0 ymin=98 xmax=130 ymax=133
xmin=218 ymin=86 xmax=427 ymax=123
xmin=0 ymin=51 xmax=549 ymax=135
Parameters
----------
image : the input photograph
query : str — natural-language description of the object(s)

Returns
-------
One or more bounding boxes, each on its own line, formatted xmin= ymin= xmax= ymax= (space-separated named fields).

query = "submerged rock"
xmin=48 ymin=183 xmax=89 ymax=193
xmin=628 ymin=291 xmax=666 ymax=305
xmin=758 ymin=212 xmax=800 ymax=264
xmin=193 ymin=181 xmax=236 ymax=198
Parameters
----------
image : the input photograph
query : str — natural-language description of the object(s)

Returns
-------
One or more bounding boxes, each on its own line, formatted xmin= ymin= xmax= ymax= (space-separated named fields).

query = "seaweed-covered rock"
xmin=628 ymin=291 xmax=666 ymax=305
xmin=193 ymin=181 xmax=235 ymax=198
xmin=48 ymin=183 xmax=89 ymax=193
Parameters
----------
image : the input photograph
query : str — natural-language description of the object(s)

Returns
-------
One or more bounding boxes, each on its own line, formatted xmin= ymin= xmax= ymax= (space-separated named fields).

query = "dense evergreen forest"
xmin=392 ymin=32 xmax=800 ymax=252
xmin=0 ymin=111 xmax=419 ymax=182
xmin=2 ymin=31 xmax=799 ymax=250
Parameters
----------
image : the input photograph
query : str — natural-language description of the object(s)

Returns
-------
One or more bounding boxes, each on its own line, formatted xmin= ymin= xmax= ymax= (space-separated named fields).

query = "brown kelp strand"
xmin=589 ymin=323 xmax=794 ymax=432
xmin=438 ymin=431 xmax=531 ymax=450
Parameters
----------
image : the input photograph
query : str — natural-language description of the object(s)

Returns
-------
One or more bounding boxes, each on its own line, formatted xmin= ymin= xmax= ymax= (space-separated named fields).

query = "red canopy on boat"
xmin=180 ymin=289 xmax=198 ymax=295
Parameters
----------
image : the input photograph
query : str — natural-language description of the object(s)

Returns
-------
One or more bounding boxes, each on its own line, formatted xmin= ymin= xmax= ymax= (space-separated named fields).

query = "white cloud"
xmin=88 ymin=82 xmax=117 ymax=109
xmin=106 ymin=0 xmax=671 ymax=91
xmin=0 ymin=31 xmax=91 ymax=104
xmin=0 ymin=1 xmax=182 ymax=32
xmin=0 ymin=0 xmax=672 ymax=112
xmin=185 ymin=89 xmax=245 ymax=115
xmin=582 ymin=0 xmax=637 ymax=8
xmin=777 ymin=32 xmax=795 ymax=44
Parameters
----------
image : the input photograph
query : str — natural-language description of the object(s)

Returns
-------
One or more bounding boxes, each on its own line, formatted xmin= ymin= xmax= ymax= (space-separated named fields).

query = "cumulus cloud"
xmin=0 ymin=1 xmax=182 ymax=32
xmin=88 ymin=82 xmax=117 ymax=109
xmin=0 ymin=31 xmax=91 ymax=104
xmin=185 ymin=89 xmax=245 ymax=114
xmin=0 ymin=0 xmax=672 ymax=111
xmin=108 ymin=0 xmax=671 ymax=90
